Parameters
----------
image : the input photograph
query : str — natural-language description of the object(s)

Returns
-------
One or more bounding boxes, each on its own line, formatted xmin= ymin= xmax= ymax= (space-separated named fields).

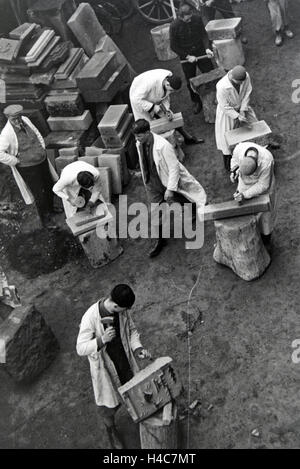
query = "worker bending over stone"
xmin=230 ymin=142 xmax=276 ymax=245
xmin=0 ymin=105 xmax=59 ymax=229
xmin=0 ymin=265 xmax=21 ymax=308
xmin=215 ymin=65 xmax=258 ymax=171
xmin=129 ymin=68 xmax=204 ymax=144
xmin=76 ymin=284 xmax=151 ymax=449
xmin=53 ymin=161 xmax=104 ymax=219
xmin=170 ymin=2 xmax=214 ymax=115
xmin=132 ymin=119 xmax=207 ymax=258
xmin=264 ymin=0 xmax=293 ymax=46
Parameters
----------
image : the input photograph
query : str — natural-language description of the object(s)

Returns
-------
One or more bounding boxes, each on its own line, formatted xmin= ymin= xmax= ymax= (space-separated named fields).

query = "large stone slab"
xmin=45 ymin=129 xmax=87 ymax=149
xmin=28 ymin=36 xmax=61 ymax=69
xmin=35 ymin=40 xmax=71 ymax=72
xmin=98 ymin=104 xmax=129 ymax=131
xmin=48 ymin=110 xmax=93 ymax=131
xmin=25 ymin=30 xmax=55 ymax=62
xmin=204 ymin=194 xmax=270 ymax=222
xmin=0 ymin=304 xmax=59 ymax=383
xmin=98 ymin=153 xmax=122 ymax=194
xmin=9 ymin=23 xmax=38 ymax=41
xmin=205 ymin=17 xmax=242 ymax=41
xmin=54 ymin=48 xmax=84 ymax=80
xmin=76 ymin=51 xmax=117 ymax=91
xmin=99 ymin=113 xmax=133 ymax=141
xmin=99 ymin=147 xmax=130 ymax=186
xmin=95 ymin=34 xmax=136 ymax=81
xmin=55 ymin=154 xmax=78 ymax=174
xmin=67 ymin=3 xmax=106 ymax=57
xmin=98 ymin=167 xmax=112 ymax=202
xmin=150 ymin=113 xmax=184 ymax=135
xmin=52 ymin=53 xmax=88 ymax=89
xmin=225 ymin=120 xmax=272 ymax=149
xmin=0 ymin=38 xmax=21 ymax=63
xmin=45 ymin=91 xmax=85 ymax=117
xmin=81 ymin=63 xmax=130 ymax=103
xmin=213 ymin=37 xmax=245 ymax=70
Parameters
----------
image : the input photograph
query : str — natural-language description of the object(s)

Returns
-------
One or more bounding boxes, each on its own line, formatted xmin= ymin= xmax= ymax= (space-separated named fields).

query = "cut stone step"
xmin=76 ymin=51 xmax=118 ymax=91
xmin=81 ymin=63 xmax=130 ymax=103
xmin=47 ymin=110 xmax=93 ymax=131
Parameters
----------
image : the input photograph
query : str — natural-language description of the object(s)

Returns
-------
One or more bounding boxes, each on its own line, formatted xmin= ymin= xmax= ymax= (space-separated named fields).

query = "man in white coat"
xmin=129 ymin=68 xmax=204 ymax=144
xmin=77 ymin=284 xmax=151 ymax=449
xmin=0 ymin=104 xmax=58 ymax=227
xmin=215 ymin=65 xmax=258 ymax=171
xmin=264 ymin=0 xmax=293 ymax=46
xmin=132 ymin=119 xmax=207 ymax=257
xmin=230 ymin=142 xmax=276 ymax=245
xmin=53 ymin=161 xmax=104 ymax=219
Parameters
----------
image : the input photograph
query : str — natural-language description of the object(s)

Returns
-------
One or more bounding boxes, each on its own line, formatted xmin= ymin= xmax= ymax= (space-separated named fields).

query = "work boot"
xmin=275 ymin=32 xmax=283 ymax=46
xmin=241 ymin=36 xmax=248 ymax=44
xmin=148 ymin=237 xmax=167 ymax=258
xmin=284 ymin=28 xmax=294 ymax=39
xmin=107 ymin=425 xmax=124 ymax=450
xmin=184 ymin=135 xmax=205 ymax=145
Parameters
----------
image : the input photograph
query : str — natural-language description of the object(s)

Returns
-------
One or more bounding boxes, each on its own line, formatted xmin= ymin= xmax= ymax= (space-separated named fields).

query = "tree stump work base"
xmin=213 ymin=214 xmax=271 ymax=281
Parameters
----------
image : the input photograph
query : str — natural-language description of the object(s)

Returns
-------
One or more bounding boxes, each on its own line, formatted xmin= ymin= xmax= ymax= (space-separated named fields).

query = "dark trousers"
xmin=18 ymin=159 xmax=54 ymax=219
xmin=182 ymin=58 xmax=214 ymax=103
xmin=202 ymin=0 xmax=235 ymax=22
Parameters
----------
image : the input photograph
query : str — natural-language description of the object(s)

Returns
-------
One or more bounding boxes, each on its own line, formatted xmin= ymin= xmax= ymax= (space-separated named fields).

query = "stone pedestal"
xmin=79 ymin=228 xmax=123 ymax=269
xmin=190 ymin=68 xmax=226 ymax=124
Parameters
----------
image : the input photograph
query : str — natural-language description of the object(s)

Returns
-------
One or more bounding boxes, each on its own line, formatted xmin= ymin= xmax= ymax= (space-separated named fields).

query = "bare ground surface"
xmin=0 ymin=0 xmax=300 ymax=449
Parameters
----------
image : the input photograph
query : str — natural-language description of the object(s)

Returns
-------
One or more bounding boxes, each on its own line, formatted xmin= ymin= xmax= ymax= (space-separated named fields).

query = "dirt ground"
xmin=0 ymin=0 xmax=300 ymax=449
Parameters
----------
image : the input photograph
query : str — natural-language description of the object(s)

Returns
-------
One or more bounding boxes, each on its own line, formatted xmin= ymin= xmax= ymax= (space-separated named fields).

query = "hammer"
xmin=180 ymin=54 xmax=210 ymax=64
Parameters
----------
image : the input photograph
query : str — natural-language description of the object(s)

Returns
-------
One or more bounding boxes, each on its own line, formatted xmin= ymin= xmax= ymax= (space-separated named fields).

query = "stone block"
xmin=99 ymin=113 xmax=133 ymax=142
xmin=35 ymin=40 xmax=71 ymax=73
xmin=98 ymin=153 xmax=122 ymax=194
xmin=47 ymin=110 xmax=93 ymax=131
xmin=67 ymin=3 xmax=106 ymax=57
xmin=100 ymin=147 xmax=130 ymax=186
xmin=101 ymin=125 xmax=132 ymax=149
xmin=213 ymin=38 xmax=245 ymax=71
xmin=79 ymin=227 xmax=123 ymax=268
xmin=52 ymin=53 xmax=89 ymax=89
xmin=54 ymin=48 xmax=85 ymax=80
xmin=0 ymin=38 xmax=21 ymax=63
xmin=45 ymin=92 xmax=85 ymax=117
xmin=205 ymin=17 xmax=242 ymax=41
xmin=59 ymin=147 xmax=79 ymax=157
xmin=98 ymin=104 xmax=129 ymax=131
xmin=28 ymin=36 xmax=61 ymax=68
xmin=95 ymin=34 xmax=136 ymax=81
xmin=225 ymin=120 xmax=272 ymax=149
xmin=98 ymin=166 xmax=112 ymax=202
xmin=0 ymin=304 xmax=59 ymax=383
xmin=85 ymin=146 xmax=103 ymax=156
xmin=55 ymin=154 xmax=78 ymax=174
xmin=81 ymin=63 xmax=130 ymax=103
xmin=30 ymin=68 xmax=57 ymax=86
xmin=25 ymin=30 xmax=55 ymax=62
xmin=45 ymin=130 xmax=87 ymax=149
xmin=150 ymin=113 xmax=184 ymax=135
xmin=78 ymin=155 xmax=98 ymax=166
xmin=76 ymin=51 xmax=117 ymax=91
xmin=9 ymin=23 xmax=38 ymax=42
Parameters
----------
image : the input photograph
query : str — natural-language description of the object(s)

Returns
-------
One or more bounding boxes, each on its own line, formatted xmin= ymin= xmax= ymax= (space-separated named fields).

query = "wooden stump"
xmin=213 ymin=215 xmax=270 ymax=281
xmin=140 ymin=403 xmax=178 ymax=449
xmin=79 ymin=228 xmax=123 ymax=269
xmin=190 ymin=68 xmax=226 ymax=124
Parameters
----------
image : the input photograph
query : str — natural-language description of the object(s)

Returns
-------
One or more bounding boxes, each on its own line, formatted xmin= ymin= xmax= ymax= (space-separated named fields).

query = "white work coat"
xmin=76 ymin=300 xmax=143 ymax=408
xmin=130 ymin=69 xmax=172 ymax=122
xmin=137 ymin=132 xmax=207 ymax=207
xmin=0 ymin=117 xmax=58 ymax=204
xmin=52 ymin=161 xmax=104 ymax=218
xmin=215 ymin=72 xmax=258 ymax=155
xmin=231 ymin=142 xmax=277 ymax=235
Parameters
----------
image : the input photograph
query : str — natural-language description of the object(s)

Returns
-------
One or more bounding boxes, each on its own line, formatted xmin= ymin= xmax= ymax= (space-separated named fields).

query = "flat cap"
xmin=3 ymin=104 xmax=23 ymax=117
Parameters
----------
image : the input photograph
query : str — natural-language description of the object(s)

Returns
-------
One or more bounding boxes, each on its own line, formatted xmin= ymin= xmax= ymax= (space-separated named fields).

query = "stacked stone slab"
xmin=98 ymin=105 xmax=133 ymax=149
xmin=205 ymin=18 xmax=245 ymax=71
xmin=190 ymin=68 xmax=226 ymax=124
xmin=0 ymin=304 xmax=59 ymax=383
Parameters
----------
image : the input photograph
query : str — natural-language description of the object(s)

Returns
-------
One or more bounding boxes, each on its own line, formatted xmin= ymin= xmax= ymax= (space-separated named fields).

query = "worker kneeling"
xmin=230 ymin=142 xmax=276 ymax=246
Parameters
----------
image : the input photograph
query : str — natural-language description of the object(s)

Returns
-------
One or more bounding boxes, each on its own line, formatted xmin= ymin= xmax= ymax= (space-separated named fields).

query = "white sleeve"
xmin=76 ymin=311 xmax=98 ymax=357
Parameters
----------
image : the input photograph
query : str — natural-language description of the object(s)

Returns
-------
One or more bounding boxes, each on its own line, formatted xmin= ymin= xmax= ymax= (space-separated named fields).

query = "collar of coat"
xmin=223 ymin=72 xmax=249 ymax=91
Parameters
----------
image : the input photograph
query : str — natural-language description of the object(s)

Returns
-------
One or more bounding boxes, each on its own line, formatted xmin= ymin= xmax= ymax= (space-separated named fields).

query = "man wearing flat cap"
xmin=0 ymin=105 xmax=58 ymax=227
xmin=77 ymin=284 xmax=151 ymax=449
xmin=230 ymin=142 xmax=276 ymax=245
xmin=130 ymin=68 xmax=204 ymax=145
xmin=215 ymin=65 xmax=258 ymax=171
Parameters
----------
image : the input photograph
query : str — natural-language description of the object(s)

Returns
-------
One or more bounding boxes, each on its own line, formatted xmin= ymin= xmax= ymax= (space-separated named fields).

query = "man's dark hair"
xmin=245 ymin=147 xmax=259 ymax=158
xmin=132 ymin=119 xmax=150 ymax=135
xmin=110 ymin=284 xmax=135 ymax=308
xmin=166 ymin=74 xmax=182 ymax=90
xmin=179 ymin=2 xmax=192 ymax=16
xmin=77 ymin=171 xmax=95 ymax=188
